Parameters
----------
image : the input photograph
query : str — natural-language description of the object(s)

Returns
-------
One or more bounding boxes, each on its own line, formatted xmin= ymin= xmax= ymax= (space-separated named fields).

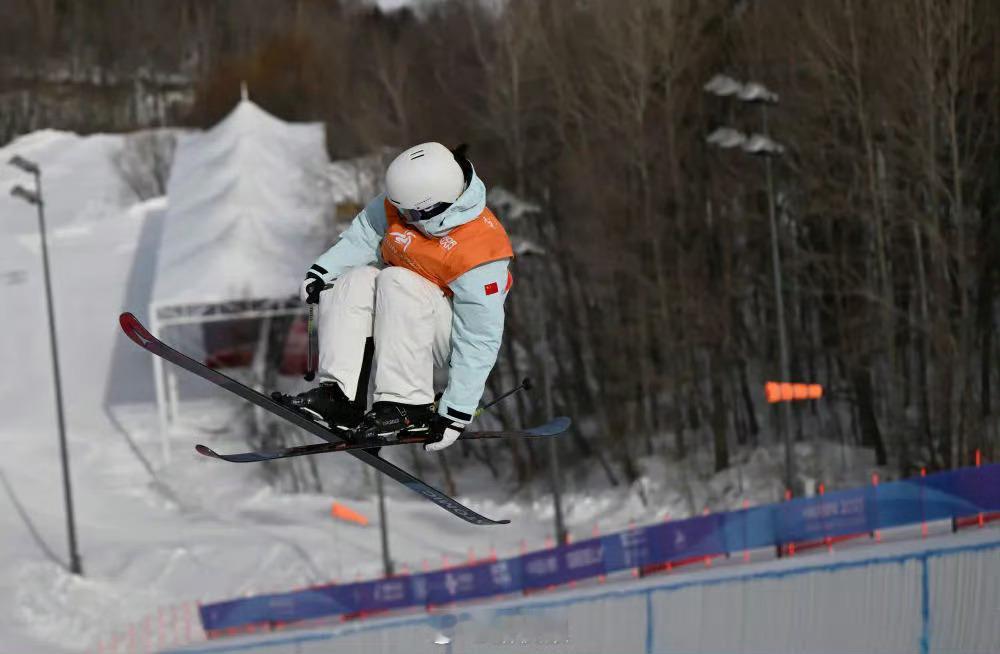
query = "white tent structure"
xmin=149 ymin=98 xmax=334 ymax=456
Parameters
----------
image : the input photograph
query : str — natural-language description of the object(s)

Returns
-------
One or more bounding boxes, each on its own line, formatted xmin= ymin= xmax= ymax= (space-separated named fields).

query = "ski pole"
xmin=304 ymin=304 xmax=317 ymax=382
xmin=304 ymin=283 xmax=333 ymax=383
xmin=476 ymin=377 xmax=533 ymax=416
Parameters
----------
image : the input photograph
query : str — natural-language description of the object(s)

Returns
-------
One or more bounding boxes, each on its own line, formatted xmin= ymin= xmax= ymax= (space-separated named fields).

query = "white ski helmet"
xmin=385 ymin=142 xmax=466 ymax=222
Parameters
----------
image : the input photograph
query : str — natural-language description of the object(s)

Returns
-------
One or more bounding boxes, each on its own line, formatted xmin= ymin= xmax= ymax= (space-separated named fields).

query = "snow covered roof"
xmin=151 ymin=100 xmax=332 ymax=314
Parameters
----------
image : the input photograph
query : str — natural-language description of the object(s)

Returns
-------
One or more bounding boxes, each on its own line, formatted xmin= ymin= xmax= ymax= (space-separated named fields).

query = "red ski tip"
xmin=119 ymin=312 xmax=155 ymax=348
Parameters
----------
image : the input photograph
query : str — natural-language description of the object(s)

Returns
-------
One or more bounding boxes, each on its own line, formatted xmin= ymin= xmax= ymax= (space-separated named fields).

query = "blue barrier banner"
xmin=874 ymin=481 xmax=929 ymax=529
xmin=519 ymin=537 xmax=608 ymax=590
xmin=923 ymin=466 xmax=1000 ymax=516
xmin=952 ymin=465 xmax=1000 ymax=510
xmin=562 ymin=537 xmax=607 ymax=580
xmin=349 ymin=576 xmax=412 ymax=613
xmin=871 ymin=466 xmax=1000 ymax=531
xmin=199 ymin=463 xmax=1000 ymax=633
xmin=521 ymin=547 xmax=564 ymax=589
xmin=600 ymin=526 xmax=653 ymax=573
xmin=719 ymin=505 xmax=776 ymax=552
xmin=649 ymin=514 xmax=727 ymax=561
xmin=200 ymin=585 xmax=353 ymax=631
xmin=420 ymin=559 xmax=520 ymax=604
xmin=775 ymin=487 xmax=871 ymax=543
xmin=921 ymin=477 xmax=976 ymax=523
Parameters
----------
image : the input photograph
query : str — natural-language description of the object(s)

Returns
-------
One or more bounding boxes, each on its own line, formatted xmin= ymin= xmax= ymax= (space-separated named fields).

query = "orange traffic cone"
xmin=330 ymin=502 xmax=369 ymax=526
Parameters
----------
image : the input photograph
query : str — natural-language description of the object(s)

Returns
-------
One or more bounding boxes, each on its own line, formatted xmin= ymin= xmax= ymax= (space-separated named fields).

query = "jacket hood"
xmin=410 ymin=166 xmax=486 ymax=238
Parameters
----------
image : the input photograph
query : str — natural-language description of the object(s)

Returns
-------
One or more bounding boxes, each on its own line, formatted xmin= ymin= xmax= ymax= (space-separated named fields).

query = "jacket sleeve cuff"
xmin=437 ymin=403 xmax=474 ymax=425
xmin=306 ymin=265 xmax=327 ymax=284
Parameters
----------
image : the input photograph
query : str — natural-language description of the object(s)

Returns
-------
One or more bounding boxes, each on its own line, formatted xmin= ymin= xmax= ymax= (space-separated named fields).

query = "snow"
xmin=0 ymin=121 xmax=901 ymax=653
xmin=486 ymin=187 xmax=541 ymax=222
xmin=487 ymin=187 xmax=547 ymax=256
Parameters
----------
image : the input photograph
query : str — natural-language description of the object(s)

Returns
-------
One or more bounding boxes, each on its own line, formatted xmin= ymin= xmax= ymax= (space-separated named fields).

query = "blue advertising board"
xmin=200 ymin=463 xmax=1000 ymax=632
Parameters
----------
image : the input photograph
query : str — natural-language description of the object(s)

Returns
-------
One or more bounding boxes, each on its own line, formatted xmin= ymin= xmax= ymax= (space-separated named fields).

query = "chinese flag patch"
xmin=484 ymin=282 xmax=499 ymax=295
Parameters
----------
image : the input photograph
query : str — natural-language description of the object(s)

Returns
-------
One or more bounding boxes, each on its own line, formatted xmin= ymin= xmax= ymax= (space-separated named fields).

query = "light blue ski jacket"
xmin=308 ymin=171 xmax=510 ymax=423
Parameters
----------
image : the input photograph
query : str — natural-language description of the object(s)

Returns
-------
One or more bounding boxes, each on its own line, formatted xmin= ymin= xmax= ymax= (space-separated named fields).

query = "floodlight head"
xmin=8 ymin=155 xmax=40 ymax=175
xmin=706 ymin=127 xmax=748 ymax=149
xmin=10 ymin=185 xmax=40 ymax=205
xmin=738 ymin=81 xmax=779 ymax=104
xmin=742 ymin=133 xmax=785 ymax=156
xmin=703 ymin=74 xmax=745 ymax=97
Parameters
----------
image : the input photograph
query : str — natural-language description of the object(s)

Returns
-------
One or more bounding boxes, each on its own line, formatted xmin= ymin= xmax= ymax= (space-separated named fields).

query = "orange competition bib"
xmin=379 ymin=199 xmax=514 ymax=295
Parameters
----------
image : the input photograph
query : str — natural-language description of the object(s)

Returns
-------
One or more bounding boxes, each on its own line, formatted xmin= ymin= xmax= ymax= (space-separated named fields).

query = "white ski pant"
xmin=317 ymin=265 xmax=452 ymax=406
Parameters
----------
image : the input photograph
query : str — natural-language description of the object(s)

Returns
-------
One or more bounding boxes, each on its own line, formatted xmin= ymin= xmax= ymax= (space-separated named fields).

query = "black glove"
xmin=299 ymin=273 xmax=324 ymax=305
xmin=425 ymin=413 xmax=466 ymax=452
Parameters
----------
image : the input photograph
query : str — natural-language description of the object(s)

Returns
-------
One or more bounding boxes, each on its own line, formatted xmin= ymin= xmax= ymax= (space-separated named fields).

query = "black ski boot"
xmin=359 ymin=401 xmax=435 ymax=442
xmin=273 ymin=382 xmax=362 ymax=431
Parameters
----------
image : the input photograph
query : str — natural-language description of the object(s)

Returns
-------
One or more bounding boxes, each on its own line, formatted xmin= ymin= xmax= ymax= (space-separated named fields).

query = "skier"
xmin=282 ymin=142 xmax=513 ymax=452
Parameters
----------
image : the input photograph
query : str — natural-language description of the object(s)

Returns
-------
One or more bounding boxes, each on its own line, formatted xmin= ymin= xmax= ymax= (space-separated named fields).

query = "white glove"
xmin=425 ymin=414 xmax=466 ymax=452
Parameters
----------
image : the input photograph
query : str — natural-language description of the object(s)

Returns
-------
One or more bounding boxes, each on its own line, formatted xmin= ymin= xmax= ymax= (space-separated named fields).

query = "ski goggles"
xmin=400 ymin=201 xmax=452 ymax=223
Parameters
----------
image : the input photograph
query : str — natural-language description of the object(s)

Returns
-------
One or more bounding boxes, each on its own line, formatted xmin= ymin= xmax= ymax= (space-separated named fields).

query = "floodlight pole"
xmin=704 ymin=79 xmax=795 ymax=494
xmin=8 ymin=156 xmax=83 ymax=576
xmin=760 ymin=105 xmax=795 ymax=495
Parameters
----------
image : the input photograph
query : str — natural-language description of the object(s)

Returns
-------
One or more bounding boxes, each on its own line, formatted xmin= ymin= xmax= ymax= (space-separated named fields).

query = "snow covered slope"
xmin=1 ymin=128 xmax=167 ymax=652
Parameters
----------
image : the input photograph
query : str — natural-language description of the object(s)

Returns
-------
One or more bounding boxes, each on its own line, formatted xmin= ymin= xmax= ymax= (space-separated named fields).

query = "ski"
xmin=195 ymin=417 xmax=571 ymax=463
xmin=118 ymin=312 xmax=520 ymax=526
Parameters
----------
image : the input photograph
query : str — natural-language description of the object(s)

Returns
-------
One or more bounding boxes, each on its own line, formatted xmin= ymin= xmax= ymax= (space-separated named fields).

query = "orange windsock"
xmin=765 ymin=382 xmax=823 ymax=403
xmin=331 ymin=502 xmax=369 ymax=526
